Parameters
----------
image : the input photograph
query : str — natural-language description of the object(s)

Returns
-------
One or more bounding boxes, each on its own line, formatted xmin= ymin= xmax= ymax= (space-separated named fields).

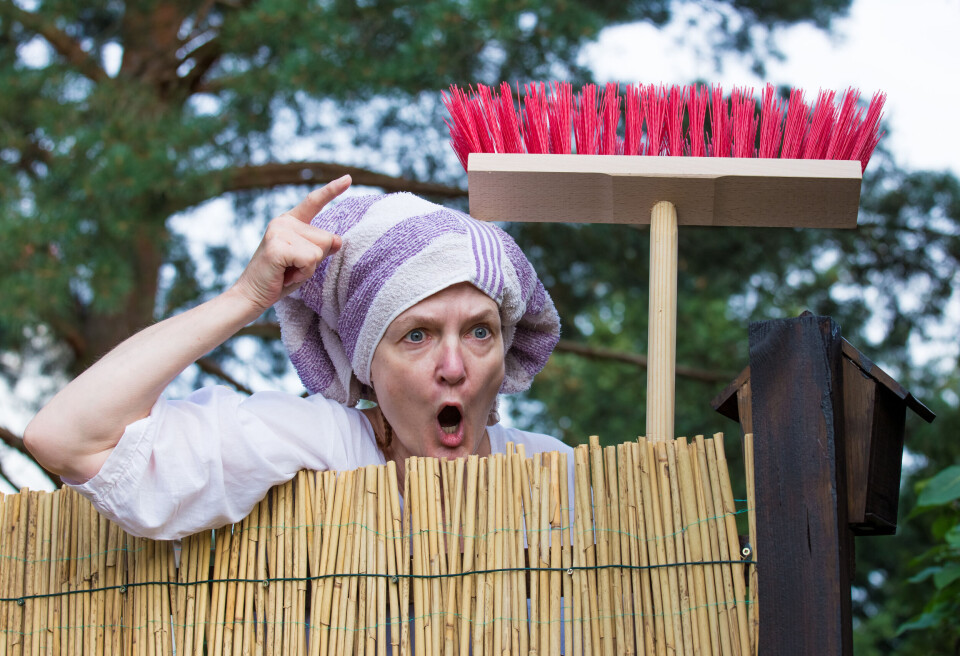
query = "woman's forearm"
xmin=24 ymin=286 xmax=264 ymax=482
xmin=24 ymin=176 xmax=351 ymax=483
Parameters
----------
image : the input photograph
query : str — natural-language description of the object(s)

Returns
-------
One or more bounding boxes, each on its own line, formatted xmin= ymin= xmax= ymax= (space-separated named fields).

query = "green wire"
xmin=0 ymin=559 xmax=755 ymax=606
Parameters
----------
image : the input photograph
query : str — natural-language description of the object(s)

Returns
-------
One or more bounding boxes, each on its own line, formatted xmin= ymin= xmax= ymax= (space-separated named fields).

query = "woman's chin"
xmin=389 ymin=420 xmax=490 ymax=462
xmin=427 ymin=425 xmax=488 ymax=460
xmin=436 ymin=421 xmax=466 ymax=449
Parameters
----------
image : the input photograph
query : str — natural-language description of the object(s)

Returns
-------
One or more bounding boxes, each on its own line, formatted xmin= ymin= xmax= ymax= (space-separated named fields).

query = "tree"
xmin=0 ymin=0 xmax=853 ymax=464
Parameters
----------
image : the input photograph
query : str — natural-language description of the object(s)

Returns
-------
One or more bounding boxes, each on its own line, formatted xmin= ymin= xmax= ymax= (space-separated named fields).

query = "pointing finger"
xmin=287 ymin=174 xmax=352 ymax=223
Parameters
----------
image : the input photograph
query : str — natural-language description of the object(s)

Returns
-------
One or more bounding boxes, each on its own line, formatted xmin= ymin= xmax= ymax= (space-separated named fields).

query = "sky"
xmin=582 ymin=0 xmax=959 ymax=176
xmin=2 ymin=0 xmax=958 ymax=491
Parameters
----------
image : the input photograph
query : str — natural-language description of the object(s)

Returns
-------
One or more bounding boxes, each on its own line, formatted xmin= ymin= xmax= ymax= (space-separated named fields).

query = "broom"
xmin=442 ymin=81 xmax=885 ymax=442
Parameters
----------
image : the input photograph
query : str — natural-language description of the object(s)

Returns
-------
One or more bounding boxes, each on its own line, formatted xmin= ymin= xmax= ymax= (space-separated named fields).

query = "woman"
xmin=24 ymin=176 xmax=570 ymax=540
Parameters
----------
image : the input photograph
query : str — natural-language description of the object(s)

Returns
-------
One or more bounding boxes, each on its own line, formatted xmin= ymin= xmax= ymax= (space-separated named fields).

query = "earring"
xmin=486 ymin=396 xmax=501 ymax=426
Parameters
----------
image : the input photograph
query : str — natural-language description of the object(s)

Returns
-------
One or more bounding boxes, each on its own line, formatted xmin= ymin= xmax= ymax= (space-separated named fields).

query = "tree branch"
xmin=178 ymin=35 xmax=222 ymax=94
xmin=233 ymin=323 xmax=735 ymax=383
xmin=177 ymin=0 xmax=263 ymax=94
xmin=236 ymin=323 xmax=281 ymax=339
xmin=554 ymin=339 xmax=737 ymax=383
xmin=196 ymin=357 xmax=254 ymax=395
xmin=194 ymin=76 xmax=230 ymax=95
xmin=0 ymin=425 xmax=63 ymax=488
xmin=0 ymin=463 xmax=17 ymax=493
xmin=224 ymin=162 xmax=467 ymax=199
xmin=184 ymin=0 xmax=219 ymax=43
xmin=11 ymin=6 xmax=108 ymax=83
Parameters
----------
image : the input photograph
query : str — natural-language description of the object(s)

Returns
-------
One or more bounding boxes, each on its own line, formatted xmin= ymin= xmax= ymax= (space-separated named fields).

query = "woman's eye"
xmin=472 ymin=326 xmax=490 ymax=339
xmin=406 ymin=329 xmax=425 ymax=343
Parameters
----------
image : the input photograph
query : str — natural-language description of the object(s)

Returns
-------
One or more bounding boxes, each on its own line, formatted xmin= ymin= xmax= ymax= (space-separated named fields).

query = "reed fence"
xmin=0 ymin=434 xmax=756 ymax=656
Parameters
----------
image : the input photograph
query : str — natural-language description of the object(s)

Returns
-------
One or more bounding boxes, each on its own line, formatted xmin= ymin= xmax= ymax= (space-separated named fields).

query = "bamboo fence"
xmin=0 ymin=434 xmax=756 ymax=655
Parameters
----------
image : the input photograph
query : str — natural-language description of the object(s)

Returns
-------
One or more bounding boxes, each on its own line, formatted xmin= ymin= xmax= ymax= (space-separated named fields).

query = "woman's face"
xmin=369 ymin=282 xmax=505 ymax=462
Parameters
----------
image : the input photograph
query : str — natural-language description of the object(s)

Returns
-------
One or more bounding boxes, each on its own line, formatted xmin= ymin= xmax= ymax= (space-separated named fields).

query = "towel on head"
xmin=276 ymin=192 xmax=561 ymax=406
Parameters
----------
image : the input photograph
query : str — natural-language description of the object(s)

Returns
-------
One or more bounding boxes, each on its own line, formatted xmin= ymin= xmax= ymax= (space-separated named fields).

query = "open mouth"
xmin=437 ymin=405 xmax=462 ymax=434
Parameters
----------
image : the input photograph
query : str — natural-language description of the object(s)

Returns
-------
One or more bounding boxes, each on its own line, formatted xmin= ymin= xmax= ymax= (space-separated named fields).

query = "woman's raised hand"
xmin=24 ymin=176 xmax=352 ymax=482
xmin=233 ymin=175 xmax=351 ymax=313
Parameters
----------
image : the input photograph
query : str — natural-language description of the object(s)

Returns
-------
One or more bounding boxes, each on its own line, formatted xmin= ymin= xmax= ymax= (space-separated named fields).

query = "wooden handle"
xmin=647 ymin=200 xmax=678 ymax=443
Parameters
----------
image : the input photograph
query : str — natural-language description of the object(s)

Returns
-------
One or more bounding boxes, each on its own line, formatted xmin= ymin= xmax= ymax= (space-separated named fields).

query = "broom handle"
xmin=646 ymin=200 xmax=678 ymax=443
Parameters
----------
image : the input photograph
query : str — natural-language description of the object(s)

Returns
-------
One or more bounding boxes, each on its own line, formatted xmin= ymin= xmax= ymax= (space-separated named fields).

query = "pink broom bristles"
xmin=599 ymin=82 xmax=622 ymax=155
xmin=466 ymin=90 xmax=495 ymax=155
xmin=478 ymin=84 xmax=505 ymax=154
xmin=758 ymin=83 xmax=785 ymax=158
xmin=853 ymin=91 xmax=886 ymax=171
xmin=441 ymin=86 xmax=482 ymax=170
xmin=803 ymin=89 xmax=838 ymax=160
xmin=731 ymin=86 xmax=758 ymax=158
xmin=780 ymin=87 xmax=809 ymax=159
xmin=498 ymin=82 xmax=524 ymax=154
xmin=824 ymin=87 xmax=888 ymax=172
xmin=709 ymin=84 xmax=731 ymax=157
xmin=623 ymin=84 xmax=644 ymax=156
xmin=574 ymin=83 xmax=599 ymax=155
xmin=521 ymin=82 xmax=550 ymax=154
xmin=642 ymin=83 xmax=668 ymax=156
xmin=665 ymin=85 xmax=687 ymax=156
xmin=686 ymin=84 xmax=708 ymax=158
xmin=825 ymin=87 xmax=862 ymax=161
xmin=444 ymin=81 xmax=885 ymax=171
xmin=548 ymin=81 xmax=573 ymax=155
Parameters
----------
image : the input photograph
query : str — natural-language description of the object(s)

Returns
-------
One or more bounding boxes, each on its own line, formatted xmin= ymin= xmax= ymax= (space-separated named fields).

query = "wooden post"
xmin=646 ymin=201 xmax=678 ymax=443
xmin=748 ymin=315 xmax=852 ymax=655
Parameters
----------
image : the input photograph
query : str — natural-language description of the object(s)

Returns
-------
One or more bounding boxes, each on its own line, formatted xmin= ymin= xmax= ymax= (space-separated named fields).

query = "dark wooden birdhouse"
xmin=838 ymin=341 xmax=935 ymax=534
xmin=710 ymin=314 xmax=935 ymax=654
xmin=713 ymin=321 xmax=934 ymax=537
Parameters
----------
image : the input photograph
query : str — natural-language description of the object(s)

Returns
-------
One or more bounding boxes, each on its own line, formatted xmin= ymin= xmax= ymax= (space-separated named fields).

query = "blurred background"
xmin=1 ymin=1 xmax=957 ymax=652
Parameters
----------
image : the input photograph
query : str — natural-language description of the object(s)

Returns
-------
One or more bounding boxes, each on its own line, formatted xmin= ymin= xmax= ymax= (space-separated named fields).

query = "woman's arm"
xmin=24 ymin=176 xmax=351 ymax=483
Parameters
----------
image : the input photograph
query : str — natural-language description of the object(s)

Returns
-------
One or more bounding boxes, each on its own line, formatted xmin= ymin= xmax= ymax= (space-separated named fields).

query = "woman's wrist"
xmin=217 ymin=284 xmax=274 ymax=335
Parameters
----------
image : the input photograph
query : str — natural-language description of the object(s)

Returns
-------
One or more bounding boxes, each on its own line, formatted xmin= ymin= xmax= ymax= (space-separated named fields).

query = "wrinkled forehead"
xmin=385 ymin=282 xmax=501 ymax=332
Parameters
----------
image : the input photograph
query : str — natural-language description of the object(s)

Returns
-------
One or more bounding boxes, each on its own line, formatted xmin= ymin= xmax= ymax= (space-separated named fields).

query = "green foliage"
xmin=895 ymin=465 xmax=960 ymax=650
xmin=916 ymin=465 xmax=960 ymax=509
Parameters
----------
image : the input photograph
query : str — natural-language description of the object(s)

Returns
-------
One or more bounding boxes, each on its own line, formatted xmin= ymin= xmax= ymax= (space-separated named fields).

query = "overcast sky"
xmin=583 ymin=0 xmax=959 ymax=175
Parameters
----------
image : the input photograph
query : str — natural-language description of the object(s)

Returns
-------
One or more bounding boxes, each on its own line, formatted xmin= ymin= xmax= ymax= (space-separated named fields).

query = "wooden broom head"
xmin=467 ymin=153 xmax=862 ymax=228
xmin=444 ymin=82 xmax=885 ymax=229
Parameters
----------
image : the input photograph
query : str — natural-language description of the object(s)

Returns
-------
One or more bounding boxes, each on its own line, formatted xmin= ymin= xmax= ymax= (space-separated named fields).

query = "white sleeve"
xmin=67 ymin=386 xmax=382 ymax=540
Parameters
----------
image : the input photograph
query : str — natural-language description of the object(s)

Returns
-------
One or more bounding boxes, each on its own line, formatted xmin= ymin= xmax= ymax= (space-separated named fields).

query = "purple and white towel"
xmin=276 ymin=192 xmax=561 ymax=406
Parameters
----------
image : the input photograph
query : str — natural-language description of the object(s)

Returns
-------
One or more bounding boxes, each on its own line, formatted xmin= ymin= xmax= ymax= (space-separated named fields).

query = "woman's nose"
xmin=436 ymin=339 xmax=466 ymax=384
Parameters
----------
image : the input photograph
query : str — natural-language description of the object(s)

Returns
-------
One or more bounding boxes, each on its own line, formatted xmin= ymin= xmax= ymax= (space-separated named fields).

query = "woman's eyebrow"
xmin=389 ymin=311 xmax=440 ymax=332
xmin=393 ymin=307 xmax=500 ymax=330
xmin=470 ymin=308 xmax=501 ymax=324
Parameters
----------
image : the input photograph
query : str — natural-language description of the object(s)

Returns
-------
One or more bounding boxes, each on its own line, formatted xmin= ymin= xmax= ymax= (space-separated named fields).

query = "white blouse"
xmin=68 ymin=385 xmax=572 ymax=540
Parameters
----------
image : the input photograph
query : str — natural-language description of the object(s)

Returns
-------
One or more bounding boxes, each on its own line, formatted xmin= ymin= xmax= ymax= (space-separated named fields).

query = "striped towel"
xmin=277 ymin=193 xmax=560 ymax=406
